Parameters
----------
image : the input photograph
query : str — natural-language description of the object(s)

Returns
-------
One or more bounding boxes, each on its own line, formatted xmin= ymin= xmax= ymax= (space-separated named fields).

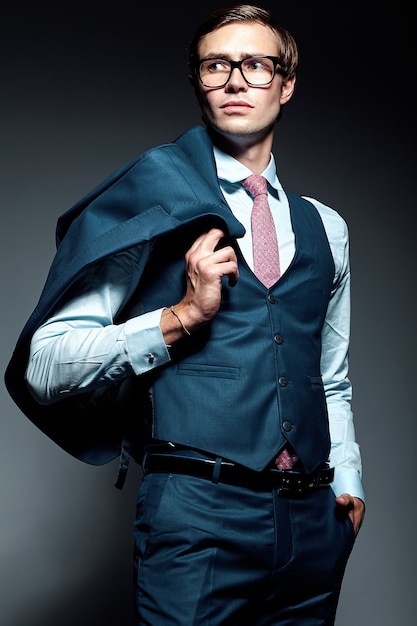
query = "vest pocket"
xmin=309 ymin=375 xmax=326 ymax=404
xmin=151 ymin=362 xmax=242 ymax=443
xmin=175 ymin=363 xmax=240 ymax=379
xmin=309 ymin=375 xmax=324 ymax=386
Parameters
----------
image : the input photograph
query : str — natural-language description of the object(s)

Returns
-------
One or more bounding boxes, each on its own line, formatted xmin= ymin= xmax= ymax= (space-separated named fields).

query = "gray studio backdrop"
xmin=1 ymin=2 xmax=415 ymax=625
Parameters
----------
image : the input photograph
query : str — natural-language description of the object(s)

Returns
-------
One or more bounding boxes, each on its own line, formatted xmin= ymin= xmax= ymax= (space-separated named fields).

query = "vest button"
xmin=274 ymin=334 xmax=283 ymax=345
xmin=268 ymin=294 xmax=277 ymax=304
xmin=282 ymin=420 xmax=293 ymax=432
xmin=278 ymin=376 xmax=288 ymax=387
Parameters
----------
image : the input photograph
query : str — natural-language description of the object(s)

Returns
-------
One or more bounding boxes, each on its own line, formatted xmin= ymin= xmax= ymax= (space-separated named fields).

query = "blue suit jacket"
xmin=4 ymin=126 xmax=246 ymax=465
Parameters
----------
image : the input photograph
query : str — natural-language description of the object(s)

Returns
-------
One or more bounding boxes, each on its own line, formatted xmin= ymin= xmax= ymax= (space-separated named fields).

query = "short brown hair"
xmin=188 ymin=4 xmax=298 ymax=82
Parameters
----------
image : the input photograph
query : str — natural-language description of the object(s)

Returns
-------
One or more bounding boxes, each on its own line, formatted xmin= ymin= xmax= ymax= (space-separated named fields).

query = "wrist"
xmin=160 ymin=304 xmax=200 ymax=346
xmin=170 ymin=305 xmax=191 ymax=336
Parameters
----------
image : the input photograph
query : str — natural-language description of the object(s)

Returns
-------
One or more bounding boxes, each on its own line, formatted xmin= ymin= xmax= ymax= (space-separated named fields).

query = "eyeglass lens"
xmin=199 ymin=57 xmax=276 ymax=87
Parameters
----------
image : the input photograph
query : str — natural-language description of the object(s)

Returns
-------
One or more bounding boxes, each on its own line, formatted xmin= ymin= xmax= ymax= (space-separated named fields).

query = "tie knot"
xmin=241 ymin=174 xmax=268 ymax=197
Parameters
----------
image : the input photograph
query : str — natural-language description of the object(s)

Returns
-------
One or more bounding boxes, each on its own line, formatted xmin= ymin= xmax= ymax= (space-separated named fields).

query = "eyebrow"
xmin=200 ymin=51 xmax=269 ymax=60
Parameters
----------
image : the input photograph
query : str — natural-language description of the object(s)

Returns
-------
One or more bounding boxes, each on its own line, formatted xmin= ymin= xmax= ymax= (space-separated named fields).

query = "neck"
xmin=207 ymin=126 xmax=274 ymax=174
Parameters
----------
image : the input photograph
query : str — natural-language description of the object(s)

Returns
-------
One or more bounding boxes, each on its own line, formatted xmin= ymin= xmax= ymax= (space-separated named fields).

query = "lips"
xmin=221 ymin=100 xmax=253 ymax=109
xmin=220 ymin=100 xmax=253 ymax=114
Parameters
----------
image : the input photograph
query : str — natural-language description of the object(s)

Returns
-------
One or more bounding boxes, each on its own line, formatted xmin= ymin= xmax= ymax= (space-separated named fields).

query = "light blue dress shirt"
xmin=26 ymin=148 xmax=364 ymax=501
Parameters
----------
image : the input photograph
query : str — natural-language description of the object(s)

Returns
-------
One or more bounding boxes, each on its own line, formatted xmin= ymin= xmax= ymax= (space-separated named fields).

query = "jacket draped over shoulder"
xmin=4 ymin=126 xmax=245 ymax=465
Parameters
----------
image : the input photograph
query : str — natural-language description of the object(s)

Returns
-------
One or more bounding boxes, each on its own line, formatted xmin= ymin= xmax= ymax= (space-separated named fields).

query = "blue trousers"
xmin=133 ymin=473 xmax=355 ymax=625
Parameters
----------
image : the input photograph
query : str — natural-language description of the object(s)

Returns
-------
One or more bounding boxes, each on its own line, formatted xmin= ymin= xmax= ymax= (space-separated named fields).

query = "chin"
xmin=210 ymin=119 xmax=259 ymax=137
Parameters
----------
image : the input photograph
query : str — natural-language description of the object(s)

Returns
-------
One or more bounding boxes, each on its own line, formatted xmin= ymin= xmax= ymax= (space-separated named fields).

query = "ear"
xmin=280 ymin=75 xmax=296 ymax=105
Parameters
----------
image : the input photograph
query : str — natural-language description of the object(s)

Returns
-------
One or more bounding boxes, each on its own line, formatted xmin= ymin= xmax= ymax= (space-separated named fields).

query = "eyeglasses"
xmin=197 ymin=56 xmax=284 ymax=88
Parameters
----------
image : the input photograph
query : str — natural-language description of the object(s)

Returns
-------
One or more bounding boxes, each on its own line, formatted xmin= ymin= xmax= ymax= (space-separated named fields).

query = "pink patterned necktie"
xmin=241 ymin=174 xmax=280 ymax=287
xmin=274 ymin=447 xmax=299 ymax=470
xmin=242 ymin=175 xmax=297 ymax=470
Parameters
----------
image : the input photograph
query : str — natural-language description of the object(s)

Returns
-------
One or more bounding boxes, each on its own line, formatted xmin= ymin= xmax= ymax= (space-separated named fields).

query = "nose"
xmin=225 ymin=66 xmax=248 ymax=91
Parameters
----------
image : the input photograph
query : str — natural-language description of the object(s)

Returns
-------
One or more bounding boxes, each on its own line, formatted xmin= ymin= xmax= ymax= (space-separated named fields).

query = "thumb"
xmin=335 ymin=493 xmax=353 ymax=508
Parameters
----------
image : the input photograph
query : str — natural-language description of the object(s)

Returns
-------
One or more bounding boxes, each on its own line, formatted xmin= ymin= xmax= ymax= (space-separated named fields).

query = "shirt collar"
xmin=213 ymin=145 xmax=283 ymax=191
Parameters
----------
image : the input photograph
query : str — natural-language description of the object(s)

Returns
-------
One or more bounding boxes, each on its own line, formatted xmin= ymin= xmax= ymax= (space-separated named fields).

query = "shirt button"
xmin=278 ymin=376 xmax=288 ymax=387
xmin=274 ymin=334 xmax=283 ymax=345
xmin=283 ymin=421 xmax=293 ymax=432
xmin=268 ymin=294 xmax=277 ymax=304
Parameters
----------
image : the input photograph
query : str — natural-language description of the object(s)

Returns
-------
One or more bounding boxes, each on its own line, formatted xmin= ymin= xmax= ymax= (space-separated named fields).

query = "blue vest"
xmin=131 ymin=192 xmax=335 ymax=474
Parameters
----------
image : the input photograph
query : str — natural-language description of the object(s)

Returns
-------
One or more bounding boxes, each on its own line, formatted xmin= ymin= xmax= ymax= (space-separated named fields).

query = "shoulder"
xmin=301 ymin=196 xmax=349 ymax=243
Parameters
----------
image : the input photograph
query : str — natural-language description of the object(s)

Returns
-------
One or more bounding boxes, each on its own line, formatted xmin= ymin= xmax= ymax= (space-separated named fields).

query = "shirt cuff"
xmin=124 ymin=308 xmax=171 ymax=375
xmin=331 ymin=468 xmax=365 ymax=503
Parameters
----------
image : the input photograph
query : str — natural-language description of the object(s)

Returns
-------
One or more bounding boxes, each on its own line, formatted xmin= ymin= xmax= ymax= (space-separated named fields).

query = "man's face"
xmin=194 ymin=22 xmax=295 ymax=142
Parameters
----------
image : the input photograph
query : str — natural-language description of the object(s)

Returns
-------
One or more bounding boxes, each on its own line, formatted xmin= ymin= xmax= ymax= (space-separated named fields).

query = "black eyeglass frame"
xmin=195 ymin=55 xmax=285 ymax=88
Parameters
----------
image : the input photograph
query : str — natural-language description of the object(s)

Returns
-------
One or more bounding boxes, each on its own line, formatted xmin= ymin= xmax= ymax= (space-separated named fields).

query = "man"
xmin=5 ymin=5 xmax=365 ymax=625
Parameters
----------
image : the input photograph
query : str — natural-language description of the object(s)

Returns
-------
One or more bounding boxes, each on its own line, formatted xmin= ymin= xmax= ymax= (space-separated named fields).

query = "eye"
xmin=206 ymin=59 xmax=229 ymax=72
xmin=245 ymin=58 xmax=270 ymax=72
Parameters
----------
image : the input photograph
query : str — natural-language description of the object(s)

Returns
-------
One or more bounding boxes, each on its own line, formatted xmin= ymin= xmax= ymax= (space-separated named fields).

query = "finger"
xmin=217 ymin=258 xmax=239 ymax=287
xmin=227 ymin=267 xmax=239 ymax=287
xmin=188 ymin=228 xmax=227 ymax=255
xmin=202 ymin=228 xmax=228 ymax=253
xmin=335 ymin=493 xmax=353 ymax=509
xmin=209 ymin=244 xmax=239 ymax=284
xmin=221 ymin=251 xmax=239 ymax=286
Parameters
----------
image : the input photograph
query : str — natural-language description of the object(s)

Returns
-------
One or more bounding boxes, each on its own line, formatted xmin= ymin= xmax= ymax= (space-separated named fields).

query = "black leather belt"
xmin=143 ymin=452 xmax=334 ymax=494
